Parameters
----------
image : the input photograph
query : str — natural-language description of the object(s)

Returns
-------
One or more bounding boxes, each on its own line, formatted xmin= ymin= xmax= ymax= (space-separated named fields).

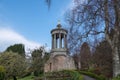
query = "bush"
xmin=45 ymin=70 xmax=83 ymax=80
xmin=21 ymin=72 xmax=31 ymax=78
xmin=34 ymin=70 xmax=43 ymax=77
xmin=20 ymin=68 xmax=31 ymax=78
xmin=88 ymin=68 xmax=95 ymax=73
xmin=67 ymin=70 xmax=83 ymax=80
xmin=0 ymin=66 xmax=5 ymax=80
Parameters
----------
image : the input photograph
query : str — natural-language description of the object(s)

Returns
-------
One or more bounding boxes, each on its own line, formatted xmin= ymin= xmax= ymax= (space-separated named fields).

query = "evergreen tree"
xmin=80 ymin=42 xmax=91 ymax=70
xmin=6 ymin=44 xmax=25 ymax=57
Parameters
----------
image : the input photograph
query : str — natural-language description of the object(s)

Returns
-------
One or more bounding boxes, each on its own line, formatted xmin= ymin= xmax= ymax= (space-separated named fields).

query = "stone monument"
xmin=44 ymin=23 xmax=76 ymax=72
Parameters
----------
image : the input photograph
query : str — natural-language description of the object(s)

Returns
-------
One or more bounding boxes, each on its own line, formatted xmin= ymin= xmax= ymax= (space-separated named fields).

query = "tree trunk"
xmin=104 ymin=0 xmax=120 ymax=77
xmin=112 ymin=35 xmax=120 ymax=77
xmin=106 ymin=32 xmax=120 ymax=77
xmin=13 ymin=76 xmax=17 ymax=80
xmin=112 ymin=45 xmax=120 ymax=77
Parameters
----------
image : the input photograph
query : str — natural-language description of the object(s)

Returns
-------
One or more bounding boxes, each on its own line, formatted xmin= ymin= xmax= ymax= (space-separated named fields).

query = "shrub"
xmin=88 ymin=68 xmax=95 ymax=73
xmin=0 ymin=66 xmax=5 ymax=80
xmin=45 ymin=70 xmax=83 ymax=80
xmin=20 ymin=67 xmax=32 ymax=78
xmin=66 ymin=70 xmax=82 ymax=80
xmin=21 ymin=72 xmax=31 ymax=78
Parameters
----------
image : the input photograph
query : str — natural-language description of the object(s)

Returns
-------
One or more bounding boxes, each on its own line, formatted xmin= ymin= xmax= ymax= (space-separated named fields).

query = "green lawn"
xmin=18 ymin=75 xmax=34 ymax=80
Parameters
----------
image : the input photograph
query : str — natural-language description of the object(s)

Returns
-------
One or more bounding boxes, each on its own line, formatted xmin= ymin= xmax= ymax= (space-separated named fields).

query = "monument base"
xmin=44 ymin=51 xmax=76 ymax=72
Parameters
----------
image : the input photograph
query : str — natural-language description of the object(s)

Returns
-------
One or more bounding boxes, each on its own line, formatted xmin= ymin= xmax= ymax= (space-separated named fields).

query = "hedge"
xmin=45 ymin=70 xmax=83 ymax=80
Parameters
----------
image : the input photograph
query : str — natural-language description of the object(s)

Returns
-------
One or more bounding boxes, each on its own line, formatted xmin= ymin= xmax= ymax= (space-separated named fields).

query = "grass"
xmin=112 ymin=75 xmax=120 ymax=80
xmin=18 ymin=75 xmax=34 ymax=80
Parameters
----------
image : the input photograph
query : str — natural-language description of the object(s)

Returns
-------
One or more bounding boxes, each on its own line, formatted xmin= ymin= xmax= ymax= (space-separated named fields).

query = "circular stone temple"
xmin=51 ymin=23 xmax=68 ymax=51
xmin=44 ymin=23 xmax=76 ymax=72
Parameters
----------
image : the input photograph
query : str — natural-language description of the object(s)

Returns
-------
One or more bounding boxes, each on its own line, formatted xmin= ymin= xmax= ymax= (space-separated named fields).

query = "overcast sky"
xmin=0 ymin=0 xmax=75 ymax=52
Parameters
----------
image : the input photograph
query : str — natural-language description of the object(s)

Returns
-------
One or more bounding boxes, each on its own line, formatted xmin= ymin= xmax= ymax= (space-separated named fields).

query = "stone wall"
xmin=44 ymin=54 xmax=76 ymax=72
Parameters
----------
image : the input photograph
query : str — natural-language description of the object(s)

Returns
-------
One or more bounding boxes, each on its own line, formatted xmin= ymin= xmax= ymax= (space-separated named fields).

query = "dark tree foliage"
xmin=44 ymin=52 xmax=50 ymax=63
xmin=31 ymin=47 xmax=50 ymax=76
xmin=80 ymin=42 xmax=91 ymax=70
xmin=73 ymin=53 xmax=81 ymax=70
xmin=93 ymin=40 xmax=113 ymax=78
xmin=6 ymin=44 xmax=25 ymax=57
xmin=32 ymin=48 xmax=43 ymax=76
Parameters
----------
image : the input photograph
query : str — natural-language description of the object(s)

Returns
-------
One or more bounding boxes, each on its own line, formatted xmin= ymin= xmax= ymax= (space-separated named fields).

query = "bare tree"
xmin=65 ymin=0 xmax=120 ymax=77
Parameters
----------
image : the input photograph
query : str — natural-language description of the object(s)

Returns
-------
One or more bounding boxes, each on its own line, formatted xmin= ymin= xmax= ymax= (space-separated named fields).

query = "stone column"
xmin=59 ymin=33 xmax=62 ymax=48
xmin=60 ymin=34 xmax=62 ymax=48
xmin=54 ymin=34 xmax=56 ymax=48
xmin=64 ymin=34 xmax=65 ymax=48
xmin=64 ymin=34 xmax=67 ymax=48
xmin=56 ymin=38 xmax=57 ymax=48
xmin=52 ymin=34 xmax=54 ymax=49
xmin=65 ymin=35 xmax=67 ymax=48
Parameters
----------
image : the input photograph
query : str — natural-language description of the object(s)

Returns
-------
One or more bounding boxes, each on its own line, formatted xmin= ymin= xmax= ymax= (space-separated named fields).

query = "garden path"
xmin=83 ymin=75 xmax=96 ymax=80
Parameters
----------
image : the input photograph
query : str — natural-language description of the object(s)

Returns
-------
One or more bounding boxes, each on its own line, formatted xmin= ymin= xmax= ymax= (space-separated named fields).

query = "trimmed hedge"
xmin=79 ymin=71 xmax=107 ymax=80
xmin=45 ymin=70 xmax=83 ymax=80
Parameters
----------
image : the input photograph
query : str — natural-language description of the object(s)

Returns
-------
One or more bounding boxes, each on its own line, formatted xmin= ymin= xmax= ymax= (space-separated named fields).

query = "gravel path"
xmin=83 ymin=75 xmax=96 ymax=80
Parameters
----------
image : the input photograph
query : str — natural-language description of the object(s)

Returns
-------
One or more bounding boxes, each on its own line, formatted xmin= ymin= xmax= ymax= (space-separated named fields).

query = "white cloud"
xmin=0 ymin=27 xmax=41 ymax=52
